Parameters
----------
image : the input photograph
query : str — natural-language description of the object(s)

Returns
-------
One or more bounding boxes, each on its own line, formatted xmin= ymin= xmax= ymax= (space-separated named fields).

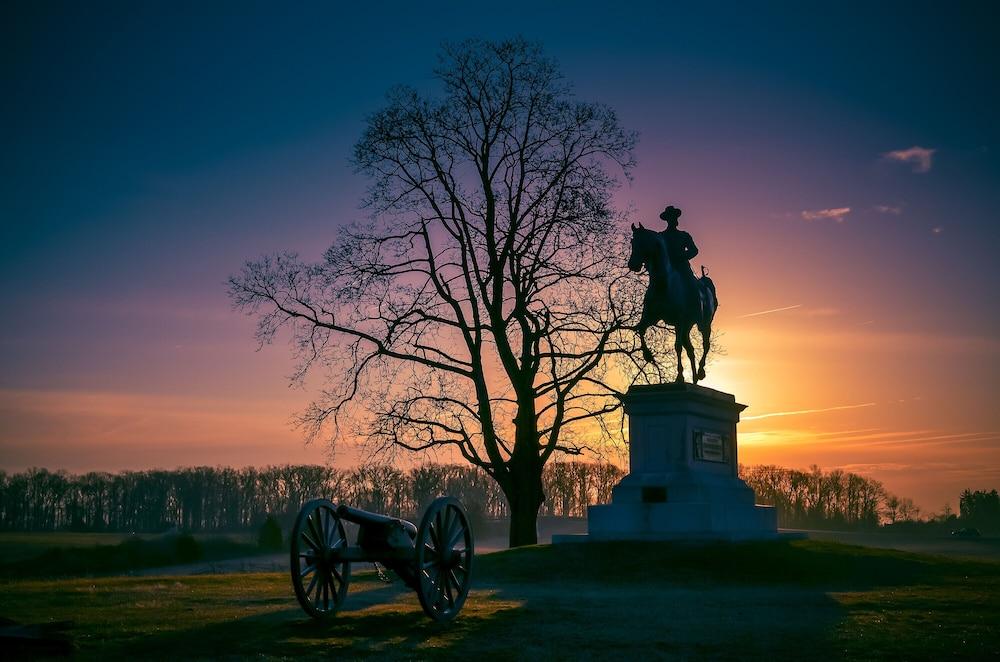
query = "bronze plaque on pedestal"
xmin=693 ymin=429 xmax=729 ymax=463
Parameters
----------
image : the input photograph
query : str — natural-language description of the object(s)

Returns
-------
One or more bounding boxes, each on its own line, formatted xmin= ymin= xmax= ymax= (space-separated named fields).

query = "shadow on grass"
xmin=90 ymin=540 xmax=952 ymax=659
xmin=475 ymin=538 xmax=995 ymax=590
xmin=45 ymin=540 xmax=997 ymax=660
xmin=101 ymin=580 xmax=527 ymax=660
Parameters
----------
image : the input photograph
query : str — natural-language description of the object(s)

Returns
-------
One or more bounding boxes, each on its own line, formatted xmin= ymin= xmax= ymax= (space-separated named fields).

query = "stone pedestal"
xmin=585 ymin=383 xmax=777 ymax=541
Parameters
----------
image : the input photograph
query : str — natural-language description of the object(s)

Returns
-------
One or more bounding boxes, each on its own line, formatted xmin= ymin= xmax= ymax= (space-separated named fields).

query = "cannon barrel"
xmin=335 ymin=504 xmax=417 ymax=537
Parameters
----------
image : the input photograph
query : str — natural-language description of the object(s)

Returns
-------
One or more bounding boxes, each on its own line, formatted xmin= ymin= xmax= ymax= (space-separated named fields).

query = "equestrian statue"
xmin=628 ymin=205 xmax=719 ymax=384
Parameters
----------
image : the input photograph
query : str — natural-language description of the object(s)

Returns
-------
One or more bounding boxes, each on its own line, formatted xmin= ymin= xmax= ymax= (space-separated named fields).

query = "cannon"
xmin=289 ymin=496 xmax=474 ymax=622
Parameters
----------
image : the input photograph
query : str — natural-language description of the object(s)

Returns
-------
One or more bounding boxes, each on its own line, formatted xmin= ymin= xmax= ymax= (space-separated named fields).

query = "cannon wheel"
xmin=290 ymin=498 xmax=350 ymax=619
xmin=415 ymin=496 xmax=474 ymax=622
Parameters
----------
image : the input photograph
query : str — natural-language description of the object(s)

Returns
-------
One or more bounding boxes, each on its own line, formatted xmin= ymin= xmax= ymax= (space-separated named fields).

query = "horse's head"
xmin=628 ymin=223 xmax=649 ymax=272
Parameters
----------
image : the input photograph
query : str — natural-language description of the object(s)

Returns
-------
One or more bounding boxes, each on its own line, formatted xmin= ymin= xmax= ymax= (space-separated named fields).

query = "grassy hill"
xmin=1 ymin=539 xmax=997 ymax=660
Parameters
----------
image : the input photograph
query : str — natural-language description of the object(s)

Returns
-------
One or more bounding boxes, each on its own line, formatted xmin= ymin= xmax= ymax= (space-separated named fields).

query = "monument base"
xmin=587 ymin=502 xmax=777 ymax=542
xmin=571 ymin=383 xmax=777 ymax=542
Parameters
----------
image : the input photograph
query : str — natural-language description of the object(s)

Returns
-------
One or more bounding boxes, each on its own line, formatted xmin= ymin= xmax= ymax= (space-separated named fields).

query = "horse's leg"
xmin=697 ymin=322 xmax=711 ymax=381
xmin=640 ymin=327 xmax=655 ymax=363
xmin=674 ymin=332 xmax=685 ymax=382
xmin=635 ymin=317 xmax=655 ymax=363
xmin=682 ymin=323 xmax=699 ymax=384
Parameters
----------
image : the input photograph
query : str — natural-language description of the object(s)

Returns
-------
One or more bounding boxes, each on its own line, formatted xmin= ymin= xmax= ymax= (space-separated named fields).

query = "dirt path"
xmin=132 ymin=537 xmax=509 ymax=577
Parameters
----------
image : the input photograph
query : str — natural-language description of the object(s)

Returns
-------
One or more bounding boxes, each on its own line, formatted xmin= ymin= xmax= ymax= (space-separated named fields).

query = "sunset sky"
xmin=3 ymin=2 xmax=998 ymax=514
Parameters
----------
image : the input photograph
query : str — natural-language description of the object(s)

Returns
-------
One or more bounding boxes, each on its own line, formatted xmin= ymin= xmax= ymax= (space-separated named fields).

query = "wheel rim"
xmin=290 ymin=499 xmax=350 ymax=619
xmin=416 ymin=497 xmax=473 ymax=621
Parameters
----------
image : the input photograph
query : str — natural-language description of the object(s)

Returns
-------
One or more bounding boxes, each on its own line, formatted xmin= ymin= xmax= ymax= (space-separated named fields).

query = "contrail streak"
xmin=736 ymin=304 xmax=803 ymax=318
xmin=743 ymin=401 xmax=877 ymax=421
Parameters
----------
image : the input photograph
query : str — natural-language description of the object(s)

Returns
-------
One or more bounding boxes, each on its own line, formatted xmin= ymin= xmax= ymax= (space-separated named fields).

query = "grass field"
xmin=0 ymin=533 xmax=146 ymax=564
xmin=0 ymin=532 xmax=263 ymax=578
xmin=0 ymin=532 xmax=259 ymax=564
xmin=1 ymin=539 xmax=997 ymax=660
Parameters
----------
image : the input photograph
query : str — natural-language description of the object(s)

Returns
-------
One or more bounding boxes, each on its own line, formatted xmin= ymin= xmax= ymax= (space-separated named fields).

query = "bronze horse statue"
xmin=628 ymin=223 xmax=718 ymax=383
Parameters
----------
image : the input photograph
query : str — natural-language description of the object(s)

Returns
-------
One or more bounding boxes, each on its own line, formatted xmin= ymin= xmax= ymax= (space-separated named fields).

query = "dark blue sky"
xmin=5 ymin=2 xmax=998 ymax=292
xmin=2 ymin=2 xmax=998 ymax=505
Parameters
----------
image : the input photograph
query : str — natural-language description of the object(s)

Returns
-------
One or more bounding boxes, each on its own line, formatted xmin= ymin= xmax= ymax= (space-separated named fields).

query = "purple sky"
xmin=3 ymin=2 xmax=998 ymax=512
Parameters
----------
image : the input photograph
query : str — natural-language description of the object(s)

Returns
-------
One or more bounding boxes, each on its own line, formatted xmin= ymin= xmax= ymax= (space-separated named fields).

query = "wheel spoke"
xmin=312 ymin=511 xmax=326 ymax=550
xmin=304 ymin=571 xmax=319 ymax=600
xmin=440 ymin=507 xmax=453 ymax=545
xmin=324 ymin=510 xmax=337 ymax=547
xmin=422 ymin=566 xmax=439 ymax=589
xmin=446 ymin=520 xmax=465 ymax=550
xmin=315 ymin=513 xmax=329 ymax=548
xmin=443 ymin=520 xmax=458 ymax=550
xmin=444 ymin=573 xmax=455 ymax=608
xmin=333 ymin=524 xmax=345 ymax=551
xmin=436 ymin=508 xmax=447 ymax=545
xmin=305 ymin=517 xmax=323 ymax=551
xmin=300 ymin=563 xmax=316 ymax=578
xmin=301 ymin=530 xmax=321 ymax=551
xmin=429 ymin=518 xmax=441 ymax=551
xmin=449 ymin=568 xmax=463 ymax=593
xmin=438 ymin=575 xmax=448 ymax=611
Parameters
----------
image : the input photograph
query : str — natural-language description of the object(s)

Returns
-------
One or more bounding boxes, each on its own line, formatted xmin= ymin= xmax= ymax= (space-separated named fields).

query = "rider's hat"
xmin=659 ymin=205 xmax=682 ymax=222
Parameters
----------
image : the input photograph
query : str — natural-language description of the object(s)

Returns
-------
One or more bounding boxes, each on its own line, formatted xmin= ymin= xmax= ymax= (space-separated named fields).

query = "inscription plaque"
xmin=693 ymin=429 xmax=729 ymax=463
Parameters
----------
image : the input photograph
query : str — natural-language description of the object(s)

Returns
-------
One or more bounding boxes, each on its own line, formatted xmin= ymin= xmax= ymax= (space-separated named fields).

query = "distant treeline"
xmin=739 ymin=464 xmax=908 ymax=529
xmin=2 ymin=462 xmax=985 ymax=534
xmin=0 ymin=463 xmax=623 ymax=533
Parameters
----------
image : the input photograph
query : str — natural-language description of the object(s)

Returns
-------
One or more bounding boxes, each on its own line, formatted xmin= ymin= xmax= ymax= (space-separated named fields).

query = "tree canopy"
xmin=229 ymin=38 xmax=669 ymax=545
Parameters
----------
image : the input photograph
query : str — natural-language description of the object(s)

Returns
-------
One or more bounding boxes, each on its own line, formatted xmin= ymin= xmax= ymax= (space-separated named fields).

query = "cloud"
xmin=873 ymin=204 xmax=902 ymax=215
xmin=882 ymin=146 xmax=936 ymax=173
xmin=736 ymin=304 xmax=802 ymax=319
xmin=803 ymin=307 xmax=839 ymax=317
xmin=932 ymin=226 xmax=944 ymax=235
xmin=742 ymin=401 xmax=877 ymax=421
xmin=801 ymin=207 xmax=851 ymax=222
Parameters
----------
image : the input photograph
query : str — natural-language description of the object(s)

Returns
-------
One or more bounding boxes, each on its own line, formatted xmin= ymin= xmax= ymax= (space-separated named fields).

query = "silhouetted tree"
xmin=960 ymin=489 xmax=1000 ymax=531
xmin=740 ymin=464 xmax=890 ymax=529
xmin=229 ymin=38 xmax=659 ymax=546
xmin=896 ymin=497 xmax=920 ymax=522
xmin=0 ymin=462 xmax=625 ymax=533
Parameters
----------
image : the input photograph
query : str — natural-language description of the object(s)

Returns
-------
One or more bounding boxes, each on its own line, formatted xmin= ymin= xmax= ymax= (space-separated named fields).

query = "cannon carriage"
xmin=290 ymin=496 xmax=474 ymax=622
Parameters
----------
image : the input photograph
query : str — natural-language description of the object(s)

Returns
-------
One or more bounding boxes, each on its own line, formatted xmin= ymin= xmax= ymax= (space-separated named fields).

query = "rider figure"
xmin=658 ymin=205 xmax=718 ymax=310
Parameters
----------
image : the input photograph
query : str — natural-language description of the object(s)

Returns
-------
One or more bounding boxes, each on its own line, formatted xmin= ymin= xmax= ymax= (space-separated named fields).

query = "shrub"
xmin=258 ymin=515 xmax=283 ymax=551
xmin=174 ymin=533 xmax=203 ymax=563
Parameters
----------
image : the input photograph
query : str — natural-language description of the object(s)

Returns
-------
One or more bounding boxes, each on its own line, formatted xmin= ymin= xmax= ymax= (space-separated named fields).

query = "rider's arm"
xmin=685 ymin=235 xmax=699 ymax=260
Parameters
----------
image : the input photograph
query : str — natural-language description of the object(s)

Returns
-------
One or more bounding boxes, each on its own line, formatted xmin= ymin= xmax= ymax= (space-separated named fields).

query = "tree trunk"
xmin=505 ymin=463 xmax=545 ymax=547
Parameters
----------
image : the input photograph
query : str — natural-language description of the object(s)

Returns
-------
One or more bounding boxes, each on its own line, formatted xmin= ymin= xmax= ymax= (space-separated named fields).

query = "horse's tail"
xmin=699 ymin=266 xmax=719 ymax=309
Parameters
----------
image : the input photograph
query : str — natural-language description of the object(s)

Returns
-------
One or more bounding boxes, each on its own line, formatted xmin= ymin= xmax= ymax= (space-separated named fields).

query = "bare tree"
xmin=229 ymin=38 xmax=666 ymax=546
